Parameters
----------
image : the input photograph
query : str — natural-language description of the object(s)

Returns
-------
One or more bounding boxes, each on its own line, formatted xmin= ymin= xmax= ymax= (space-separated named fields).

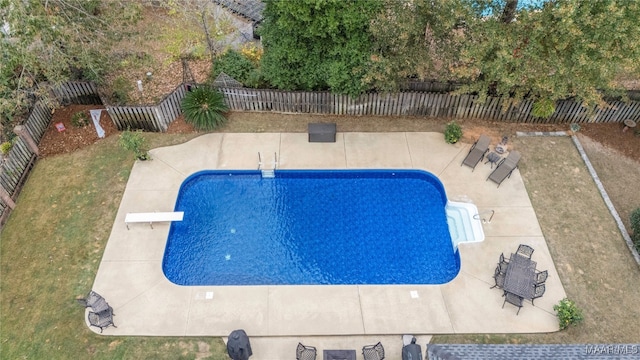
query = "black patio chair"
xmin=499 ymin=253 xmax=509 ymax=272
xmin=296 ymin=343 xmax=317 ymax=360
xmin=362 ymin=341 xmax=385 ymax=360
xmin=77 ymin=290 xmax=102 ymax=308
xmin=531 ymin=283 xmax=546 ymax=306
xmin=490 ymin=265 xmax=506 ymax=290
xmin=502 ymin=292 xmax=524 ymax=315
xmin=516 ymin=244 xmax=534 ymax=259
xmin=77 ymin=290 xmax=113 ymax=314
xmin=88 ymin=308 xmax=117 ymax=333
xmin=534 ymin=270 xmax=548 ymax=285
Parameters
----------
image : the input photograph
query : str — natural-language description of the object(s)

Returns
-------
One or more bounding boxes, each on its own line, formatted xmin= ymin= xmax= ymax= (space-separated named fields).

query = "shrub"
xmin=71 ymin=111 xmax=90 ymax=128
xmin=531 ymin=98 xmax=556 ymax=118
xmin=210 ymin=50 xmax=256 ymax=85
xmin=553 ymin=298 xmax=583 ymax=330
xmin=444 ymin=121 xmax=463 ymax=144
xmin=119 ymin=130 xmax=149 ymax=160
xmin=240 ymin=43 xmax=263 ymax=65
xmin=631 ymin=207 xmax=640 ymax=247
xmin=181 ymin=86 xmax=229 ymax=131
xmin=0 ymin=141 xmax=12 ymax=155
xmin=111 ymin=76 xmax=132 ymax=105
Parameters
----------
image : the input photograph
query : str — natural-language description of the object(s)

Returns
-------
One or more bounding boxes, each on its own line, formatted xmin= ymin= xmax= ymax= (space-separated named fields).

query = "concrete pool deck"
xmin=91 ymin=132 xmax=566 ymax=355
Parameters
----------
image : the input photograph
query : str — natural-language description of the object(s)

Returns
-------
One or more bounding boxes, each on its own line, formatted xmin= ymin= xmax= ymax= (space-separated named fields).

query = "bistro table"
xmin=485 ymin=152 xmax=502 ymax=169
xmin=503 ymin=253 xmax=536 ymax=299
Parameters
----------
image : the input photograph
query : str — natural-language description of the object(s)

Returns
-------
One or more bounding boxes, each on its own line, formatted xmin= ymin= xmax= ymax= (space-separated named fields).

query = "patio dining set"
xmin=491 ymin=244 xmax=548 ymax=315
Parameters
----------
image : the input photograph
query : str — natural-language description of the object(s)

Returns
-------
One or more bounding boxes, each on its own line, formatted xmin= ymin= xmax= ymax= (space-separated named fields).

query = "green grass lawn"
xmin=0 ymin=133 xmax=227 ymax=360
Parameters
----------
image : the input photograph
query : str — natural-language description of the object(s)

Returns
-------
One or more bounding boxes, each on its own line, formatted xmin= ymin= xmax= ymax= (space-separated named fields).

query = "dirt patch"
xmin=39 ymin=105 xmax=118 ymax=157
xmin=579 ymin=122 xmax=640 ymax=161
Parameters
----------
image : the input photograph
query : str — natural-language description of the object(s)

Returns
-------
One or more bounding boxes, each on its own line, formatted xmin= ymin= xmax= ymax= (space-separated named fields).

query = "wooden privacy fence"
xmin=219 ymin=87 xmax=640 ymax=124
xmin=0 ymin=101 xmax=55 ymax=225
xmin=51 ymin=81 xmax=102 ymax=105
xmin=106 ymin=84 xmax=187 ymax=132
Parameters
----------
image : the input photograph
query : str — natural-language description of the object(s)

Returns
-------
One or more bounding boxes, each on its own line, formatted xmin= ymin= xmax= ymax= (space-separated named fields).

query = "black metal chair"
xmin=531 ymin=283 xmax=546 ymax=306
xmin=490 ymin=265 xmax=506 ymax=289
xmin=296 ymin=343 xmax=317 ymax=360
xmin=534 ymin=270 xmax=548 ymax=285
xmin=77 ymin=290 xmax=114 ymax=314
xmin=502 ymin=292 xmax=524 ymax=315
xmin=77 ymin=290 xmax=102 ymax=308
xmin=498 ymin=253 xmax=509 ymax=272
xmin=88 ymin=308 xmax=117 ymax=333
xmin=516 ymin=244 xmax=534 ymax=259
xmin=362 ymin=341 xmax=385 ymax=360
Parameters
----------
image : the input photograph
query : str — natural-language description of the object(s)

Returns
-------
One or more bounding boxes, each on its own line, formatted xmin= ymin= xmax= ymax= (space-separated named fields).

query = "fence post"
xmin=0 ymin=185 xmax=16 ymax=209
xmin=13 ymin=125 xmax=39 ymax=156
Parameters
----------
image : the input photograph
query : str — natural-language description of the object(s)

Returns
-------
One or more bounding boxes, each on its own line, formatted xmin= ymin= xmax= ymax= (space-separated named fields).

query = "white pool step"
xmin=445 ymin=201 xmax=485 ymax=251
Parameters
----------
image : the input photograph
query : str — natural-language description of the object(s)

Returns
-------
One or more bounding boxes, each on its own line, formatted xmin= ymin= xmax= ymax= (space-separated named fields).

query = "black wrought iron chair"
xmin=499 ymin=253 xmax=509 ymax=272
xmin=490 ymin=264 xmax=506 ymax=290
xmin=88 ymin=308 xmax=117 ymax=333
xmin=502 ymin=292 xmax=524 ymax=315
xmin=362 ymin=341 xmax=385 ymax=360
xmin=516 ymin=244 xmax=534 ymax=259
xmin=77 ymin=290 xmax=114 ymax=314
xmin=531 ymin=283 xmax=546 ymax=306
xmin=534 ymin=270 xmax=548 ymax=285
xmin=296 ymin=343 xmax=317 ymax=360
xmin=77 ymin=290 xmax=102 ymax=308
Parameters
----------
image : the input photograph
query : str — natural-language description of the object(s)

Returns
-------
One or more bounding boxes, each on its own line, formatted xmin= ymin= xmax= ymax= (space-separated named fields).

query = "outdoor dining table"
xmin=503 ymin=253 xmax=536 ymax=299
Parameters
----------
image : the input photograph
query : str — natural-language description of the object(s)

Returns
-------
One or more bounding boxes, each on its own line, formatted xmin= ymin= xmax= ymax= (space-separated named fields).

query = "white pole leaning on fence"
xmin=13 ymin=125 xmax=39 ymax=156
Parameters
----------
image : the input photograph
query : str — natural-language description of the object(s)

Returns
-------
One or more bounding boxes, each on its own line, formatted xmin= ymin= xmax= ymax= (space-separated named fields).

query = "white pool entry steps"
xmin=445 ymin=201 xmax=485 ymax=251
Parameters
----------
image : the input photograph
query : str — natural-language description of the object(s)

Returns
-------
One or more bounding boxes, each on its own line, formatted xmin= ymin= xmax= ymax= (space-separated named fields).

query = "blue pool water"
xmin=162 ymin=170 xmax=460 ymax=285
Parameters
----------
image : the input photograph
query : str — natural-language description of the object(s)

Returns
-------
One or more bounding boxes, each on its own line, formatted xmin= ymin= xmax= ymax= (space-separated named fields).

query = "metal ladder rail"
xmin=258 ymin=152 xmax=278 ymax=178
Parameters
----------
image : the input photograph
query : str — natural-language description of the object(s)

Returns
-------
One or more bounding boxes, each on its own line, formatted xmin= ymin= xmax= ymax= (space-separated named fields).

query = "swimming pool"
xmin=162 ymin=170 xmax=460 ymax=285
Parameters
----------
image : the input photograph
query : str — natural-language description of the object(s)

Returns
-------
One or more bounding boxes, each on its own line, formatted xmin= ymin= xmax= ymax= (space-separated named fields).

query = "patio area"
xmin=91 ymin=132 xmax=565 ymax=342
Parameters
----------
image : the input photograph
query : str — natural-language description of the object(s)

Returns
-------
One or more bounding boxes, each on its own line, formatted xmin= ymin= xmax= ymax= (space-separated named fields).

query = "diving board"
xmin=125 ymin=211 xmax=184 ymax=230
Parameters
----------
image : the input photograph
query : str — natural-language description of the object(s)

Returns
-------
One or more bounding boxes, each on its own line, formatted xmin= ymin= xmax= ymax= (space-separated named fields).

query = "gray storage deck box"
xmin=308 ymin=123 xmax=336 ymax=142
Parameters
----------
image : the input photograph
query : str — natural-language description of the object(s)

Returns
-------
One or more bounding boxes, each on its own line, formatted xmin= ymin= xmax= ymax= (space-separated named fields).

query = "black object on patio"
xmin=227 ymin=329 xmax=253 ymax=360
xmin=88 ymin=308 xmax=116 ymax=333
xmin=362 ymin=341 xmax=385 ymax=360
xmin=308 ymin=122 xmax=336 ymax=142
xmin=402 ymin=337 xmax=423 ymax=360
xmin=296 ymin=343 xmax=317 ymax=360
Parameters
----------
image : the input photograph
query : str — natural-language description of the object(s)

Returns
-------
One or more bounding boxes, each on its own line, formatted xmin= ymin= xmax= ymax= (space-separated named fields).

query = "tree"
xmin=260 ymin=0 xmax=383 ymax=96
xmin=451 ymin=0 xmax=640 ymax=111
xmin=0 ymin=0 xmax=141 ymax=141
xmin=364 ymin=0 xmax=470 ymax=92
xmin=161 ymin=0 xmax=238 ymax=62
